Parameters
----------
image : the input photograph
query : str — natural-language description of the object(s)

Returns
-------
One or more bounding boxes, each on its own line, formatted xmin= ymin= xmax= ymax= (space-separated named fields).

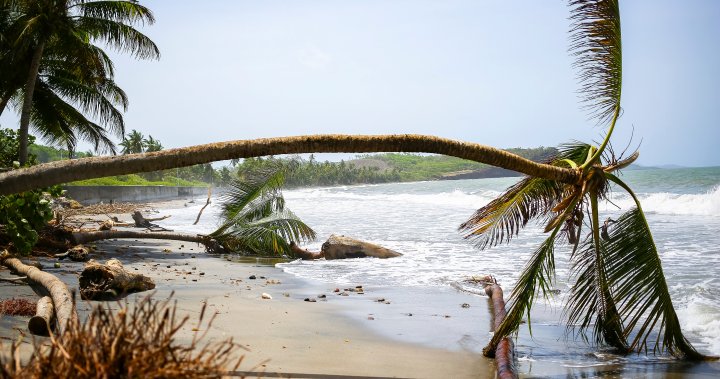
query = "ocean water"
xmin=160 ymin=166 xmax=720 ymax=373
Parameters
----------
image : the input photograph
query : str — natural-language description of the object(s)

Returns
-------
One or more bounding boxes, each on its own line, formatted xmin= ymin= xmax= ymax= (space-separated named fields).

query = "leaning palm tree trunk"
xmin=0 ymin=134 xmax=580 ymax=195
xmin=17 ymin=43 xmax=45 ymax=166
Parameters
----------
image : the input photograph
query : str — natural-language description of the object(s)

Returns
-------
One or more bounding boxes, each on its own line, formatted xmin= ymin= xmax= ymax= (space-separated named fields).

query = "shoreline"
xmin=1 ymin=200 xmax=494 ymax=378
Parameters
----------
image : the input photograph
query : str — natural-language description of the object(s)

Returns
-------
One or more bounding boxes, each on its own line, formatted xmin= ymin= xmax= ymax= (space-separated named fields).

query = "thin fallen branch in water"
xmin=194 ymin=187 xmax=212 ymax=225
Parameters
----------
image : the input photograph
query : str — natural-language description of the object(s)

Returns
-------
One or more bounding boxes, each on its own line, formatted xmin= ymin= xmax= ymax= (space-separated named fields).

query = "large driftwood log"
xmin=79 ymin=258 xmax=155 ymax=300
xmin=0 ymin=250 xmax=77 ymax=335
xmin=481 ymin=276 xmax=517 ymax=379
xmin=70 ymin=230 xmax=224 ymax=253
xmin=321 ymin=235 xmax=402 ymax=260
xmin=28 ymin=296 xmax=54 ymax=336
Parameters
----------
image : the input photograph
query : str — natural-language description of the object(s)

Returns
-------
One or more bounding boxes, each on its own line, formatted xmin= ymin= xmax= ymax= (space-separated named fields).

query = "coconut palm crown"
xmin=460 ymin=0 xmax=705 ymax=360
xmin=0 ymin=0 xmax=159 ymax=164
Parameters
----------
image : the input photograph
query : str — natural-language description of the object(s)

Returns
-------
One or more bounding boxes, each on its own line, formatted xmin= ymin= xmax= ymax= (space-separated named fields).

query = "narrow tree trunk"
xmin=18 ymin=43 xmax=45 ymax=166
xmin=483 ymin=282 xmax=518 ymax=379
xmin=0 ymin=135 xmax=580 ymax=195
xmin=28 ymin=296 xmax=54 ymax=336
xmin=0 ymin=251 xmax=77 ymax=335
xmin=79 ymin=258 xmax=155 ymax=300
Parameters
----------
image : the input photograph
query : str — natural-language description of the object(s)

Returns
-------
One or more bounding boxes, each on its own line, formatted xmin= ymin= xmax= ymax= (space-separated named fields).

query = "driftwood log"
xmin=28 ymin=296 xmax=54 ymax=336
xmin=54 ymin=245 xmax=90 ymax=262
xmin=79 ymin=258 xmax=155 ymax=300
xmin=481 ymin=276 xmax=517 ymax=379
xmin=70 ymin=230 xmax=224 ymax=253
xmin=0 ymin=250 xmax=77 ymax=335
xmin=321 ymin=235 xmax=402 ymax=259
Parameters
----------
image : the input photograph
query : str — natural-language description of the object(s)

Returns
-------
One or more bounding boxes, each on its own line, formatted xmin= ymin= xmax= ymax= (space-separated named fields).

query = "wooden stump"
xmin=55 ymin=245 xmax=90 ymax=262
xmin=28 ymin=296 xmax=54 ymax=336
xmin=79 ymin=258 xmax=155 ymax=300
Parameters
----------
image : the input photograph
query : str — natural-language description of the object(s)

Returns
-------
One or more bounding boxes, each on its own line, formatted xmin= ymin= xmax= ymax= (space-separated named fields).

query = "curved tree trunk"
xmin=483 ymin=281 xmax=518 ymax=379
xmin=0 ymin=135 xmax=580 ymax=195
xmin=28 ymin=296 xmax=55 ymax=336
xmin=0 ymin=251 xmax=76 ymax=335
xmin=18 ymin=43 xmax=45 ymax=166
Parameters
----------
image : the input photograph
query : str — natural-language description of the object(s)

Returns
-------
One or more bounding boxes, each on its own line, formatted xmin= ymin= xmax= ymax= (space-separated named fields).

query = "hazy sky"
xmin=2 ymin=0 xmax=719 ymax=166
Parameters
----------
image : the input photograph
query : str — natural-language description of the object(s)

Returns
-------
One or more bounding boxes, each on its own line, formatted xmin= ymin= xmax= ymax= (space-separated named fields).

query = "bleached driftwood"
xmin=79 ymin=258 xmax=155 ymax=300
xmin=28 ymin=296 xmax=55 ymax=336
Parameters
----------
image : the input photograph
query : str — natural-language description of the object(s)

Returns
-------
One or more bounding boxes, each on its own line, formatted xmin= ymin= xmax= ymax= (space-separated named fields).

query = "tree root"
xmin=0 ymin=249 xmax=77 ymax=335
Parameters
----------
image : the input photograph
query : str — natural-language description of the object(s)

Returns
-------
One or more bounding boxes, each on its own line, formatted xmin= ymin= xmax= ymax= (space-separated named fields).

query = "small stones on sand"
xmin=249 ymin=275 xmax=256 ymax=280
xmin=304 ymin=298 xmax=316 ymax=302
xmin=333 ymin=288 xmax=340 ymax=293
xmin=318 ymin=294 xmax=326 ymax=299
xmin=367 ymin=316 xmax=375 ymax=320
xmin=461 ymin=303 xmax=471 ymax=308
xmin=199 ymin=272 xmax=205 ymax=276
xmin=191 ymin=255 xmax=196 ymax=258
xmin=261 ymin=293 xmax=272 ymax=300
xmin=376 ymin=298 xmax=385 ymax=302
xmin=339 ymin=292 xmax=349 ymax=297
xmin=406 ymin=313 xmax=413 ymax=317
xmin=282 ymin=293 xmax=290 ymax=297
xmin=162 ymin=248 xmax=171 ymax=253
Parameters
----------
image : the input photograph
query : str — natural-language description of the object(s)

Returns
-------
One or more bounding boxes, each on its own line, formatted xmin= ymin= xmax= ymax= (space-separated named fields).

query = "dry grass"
xmin=0 ymin=295 xmax=244 ymax=378
xmin=0 ymin=298 xmax=36 ymax=317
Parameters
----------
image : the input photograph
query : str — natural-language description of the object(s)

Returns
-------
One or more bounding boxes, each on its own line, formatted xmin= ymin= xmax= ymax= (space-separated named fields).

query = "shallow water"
xmin=161 ymin=166 xmax=720 ymax=375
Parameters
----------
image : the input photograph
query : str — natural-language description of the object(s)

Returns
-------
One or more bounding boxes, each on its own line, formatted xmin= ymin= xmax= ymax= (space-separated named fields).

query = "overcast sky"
xmin=2 ymin=0 xmax=719 ymax=166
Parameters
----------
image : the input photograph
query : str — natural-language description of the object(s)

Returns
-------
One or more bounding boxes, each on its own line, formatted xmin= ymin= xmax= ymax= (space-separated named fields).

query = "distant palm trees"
xmin=119 ymin=129 xmax=162 ymax=154
xmin=0 ymin=0 xmax=159 ymax=165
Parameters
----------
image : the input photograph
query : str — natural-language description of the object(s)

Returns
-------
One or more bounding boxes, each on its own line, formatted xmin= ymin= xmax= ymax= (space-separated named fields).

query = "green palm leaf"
xmin=566 ymin=193 xmax=628 ymax=351
xmin=75 ymin=16 xmax=159 ymax=59
xmin=569 ymin=0 xmax=623 ymax=125
xmin=484 ymin=230 xmax=560 ymax=354
xmin=75 ymin=1 xmax=156 ymax=25
xmin=459 ymin=176 xmax=565 ymax=248
xmin=605 ymin=174 xmax=705 ymax=359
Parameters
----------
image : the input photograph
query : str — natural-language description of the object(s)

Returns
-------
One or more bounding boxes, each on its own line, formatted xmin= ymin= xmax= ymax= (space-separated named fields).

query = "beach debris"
xmin=318 ymin=294 xmax=326 ymax=299
xmin=333 ymin=288 xmax=340 ymax=292
xmin=283 ymin=293 xmax=290 ymax=297
xmin=28 ymin=296 xmax=55 ymax=336
xmin=321 ymin=235 xmax=403 ymax=260
xmin=54 ymin=262 xmax=61 ymax=268
xmin=0 ymin=297 xmax=36 ymax=316
xmin=339 ymin=292 xmax=349 ymax=297
xmin=55 ymin=245 xmax=90 ymax=262
xmin=304 ymin=298 xmax=316 ymax=302
xmin=79 ymin=258 xmax=156 ymax=300
xmin=261 ymin=293 xmax=272 ymax=300
xmin=193 ymin=187 xmax=213 ymax=225
xmin=376 ymin=298 xmax=385 ymax=302
xmin=461 ymin=303 xmax=471 ymax=308
xmin=290 ymin=241 xmax=324 ymax=260
xmin=367 ymin=316 xmax=375 ymax=320
xmin=249 ymin=275 xmax=256 ymax=280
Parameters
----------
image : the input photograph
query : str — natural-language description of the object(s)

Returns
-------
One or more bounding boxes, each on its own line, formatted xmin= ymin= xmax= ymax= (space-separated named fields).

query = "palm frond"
xmin=605 ymin=174 xmax=705 ymax=359
xmin=219 ymin=166 xmax=286 ymax=223
xmin=75 ymin=16 xmax=160 ymax=60
xmin=484 ymin=230 xmax=560 ymax=353
xmin=76 ymin=1 xmax=156 ymax=26
xmin=213 ymin=211 xmax=316 ymax=256
xmin=566 ymin=194 xmax=628 ymax=351
xmin=569 ymin=0 xmax=623 ymax=125
xmin=460 ymin=177 xmax=565 ymax=248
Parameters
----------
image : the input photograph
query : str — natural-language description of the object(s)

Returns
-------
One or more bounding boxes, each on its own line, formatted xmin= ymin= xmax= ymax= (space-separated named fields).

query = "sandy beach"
xmin=0 ymin=201 xmax=494 ymax=378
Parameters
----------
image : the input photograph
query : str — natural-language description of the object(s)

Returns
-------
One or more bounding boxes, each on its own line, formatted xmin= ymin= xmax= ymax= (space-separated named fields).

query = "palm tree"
xmin=143 ymin=135 xmax=162 ymax=152
xmin=459 ymin=0 xmax=704 ymax=360
xmin=120 ymin=129 xmax=145 ymax=154
xmin=209 ymin=165 xmax=316 ymax=256
xmin=0 ymin=134 xmax=581 ymax=195
xmin=2 ymin=0 xmax=159 ymax=165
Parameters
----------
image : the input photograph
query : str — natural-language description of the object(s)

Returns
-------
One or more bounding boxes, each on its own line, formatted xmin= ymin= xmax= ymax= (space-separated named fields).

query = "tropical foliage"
xmin=460 ymin=0 xmax=705 ymax=360
xmin=210 ymin=165 xmax=316 ymax=257
xmin=0 ymin=0 xmax=158 ymax=164
xmin=0 ymin=128 xmax=59 ymax=254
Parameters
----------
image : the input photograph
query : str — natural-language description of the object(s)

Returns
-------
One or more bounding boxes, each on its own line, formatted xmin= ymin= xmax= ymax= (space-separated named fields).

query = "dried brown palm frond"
xmin=0 ymin=294 xmax=244 ymax=378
